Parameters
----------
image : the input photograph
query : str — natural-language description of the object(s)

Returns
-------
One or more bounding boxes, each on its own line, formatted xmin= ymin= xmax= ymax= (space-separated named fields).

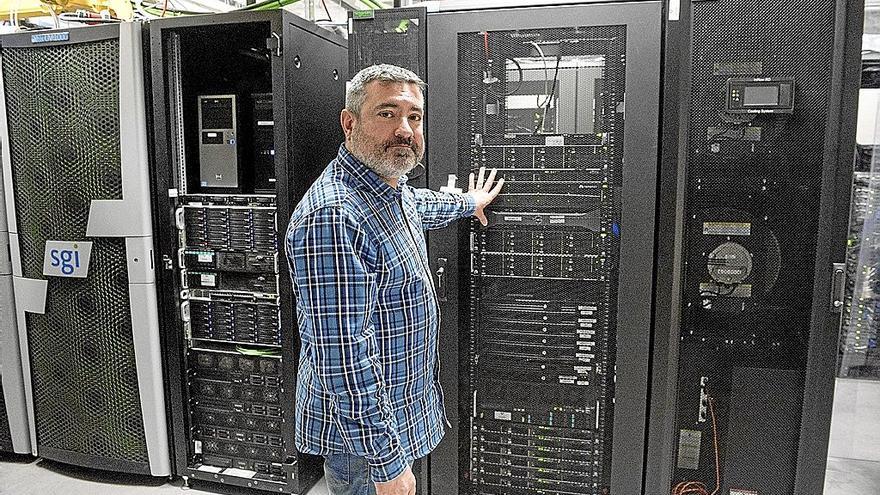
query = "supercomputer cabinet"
xmin=645 ymin=0 xmax=864 ymax=493
xmin=0 ymin=23 xmax=171 ymax=475
xmin=147 ymin=11 xmax=347 ymax=493
xmin=0 ymin=143 xmax=29 ymax=455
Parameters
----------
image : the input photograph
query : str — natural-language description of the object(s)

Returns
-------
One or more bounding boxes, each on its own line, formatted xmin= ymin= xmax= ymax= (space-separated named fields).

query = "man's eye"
xmin=410 ymin=114 xmax=423 ymax=122
xmin=379 ymin=111 xmax=394 ymax=118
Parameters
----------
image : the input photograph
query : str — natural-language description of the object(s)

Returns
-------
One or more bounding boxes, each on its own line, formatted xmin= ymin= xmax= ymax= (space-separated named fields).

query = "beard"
xmin=348 ymin=123 xmax=423 ymax=180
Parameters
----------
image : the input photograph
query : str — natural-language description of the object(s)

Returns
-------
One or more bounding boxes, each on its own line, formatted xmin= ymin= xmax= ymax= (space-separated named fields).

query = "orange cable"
xmin=708 ymin=396 xmax=721 ymax=495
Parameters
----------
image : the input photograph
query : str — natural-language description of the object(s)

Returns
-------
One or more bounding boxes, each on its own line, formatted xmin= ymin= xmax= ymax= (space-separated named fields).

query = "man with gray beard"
xmin=285 ymin=64 xmax=503 ymax=495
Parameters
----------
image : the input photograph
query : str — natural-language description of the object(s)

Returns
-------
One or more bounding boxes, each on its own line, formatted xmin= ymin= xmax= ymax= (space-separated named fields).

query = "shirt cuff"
xmin=368 ymin=447 xmax=409 ymax=483
xmin=461 ymin=192 xmax=477 ymax=217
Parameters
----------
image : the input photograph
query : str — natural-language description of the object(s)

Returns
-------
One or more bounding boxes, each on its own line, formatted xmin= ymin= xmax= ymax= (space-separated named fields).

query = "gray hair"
xmin=345 ymin=64 xmax=426 ymax=116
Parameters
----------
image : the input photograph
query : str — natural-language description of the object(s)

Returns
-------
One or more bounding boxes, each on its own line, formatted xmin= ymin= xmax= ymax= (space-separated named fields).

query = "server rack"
xmin=148 ymin=11 xmax=347 ymax=493
xmin=0 ymin=143 xmax=29 ymax=455
xmin=645 ymin=0 xmax=864 ymax=493
xmin=0 ymin=22 xmax=171 ymax=475
xmin=425 ymin=5 xmax=662 ymax=494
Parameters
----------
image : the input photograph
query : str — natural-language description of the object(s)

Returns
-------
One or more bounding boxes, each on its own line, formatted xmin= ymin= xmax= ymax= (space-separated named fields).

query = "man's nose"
xmin=395 ymin=118 xmax=413 ymax=139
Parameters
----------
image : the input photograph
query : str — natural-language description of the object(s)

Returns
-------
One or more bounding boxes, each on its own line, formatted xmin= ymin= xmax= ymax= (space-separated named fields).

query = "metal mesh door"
xmin=2 ymin=38 xmax=148 ymax=463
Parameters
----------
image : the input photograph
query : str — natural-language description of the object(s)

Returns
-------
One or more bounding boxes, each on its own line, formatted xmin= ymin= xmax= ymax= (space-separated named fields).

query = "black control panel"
xmin=724 ymin=77 xmax=795 ymax=114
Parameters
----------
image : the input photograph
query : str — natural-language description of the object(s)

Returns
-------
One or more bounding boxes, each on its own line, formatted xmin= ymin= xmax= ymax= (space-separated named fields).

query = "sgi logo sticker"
xmin=43 ymin=240 xmax=93 ymax=278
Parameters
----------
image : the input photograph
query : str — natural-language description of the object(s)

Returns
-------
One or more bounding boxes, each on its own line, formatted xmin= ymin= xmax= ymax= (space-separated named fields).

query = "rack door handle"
xmin=436 ymin=258 xmax=448 ymax=302
xmin=830 ymin=262 xmax=846 ymax=313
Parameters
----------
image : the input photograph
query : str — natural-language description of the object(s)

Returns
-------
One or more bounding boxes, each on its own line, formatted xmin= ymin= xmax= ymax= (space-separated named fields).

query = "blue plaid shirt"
xmin=285 ymin=145 xmax=475 ymax=482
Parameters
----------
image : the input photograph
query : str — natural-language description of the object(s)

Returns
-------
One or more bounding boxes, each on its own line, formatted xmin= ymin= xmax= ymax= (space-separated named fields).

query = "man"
xmin=285 ymin=64 xmax=503 ymax=495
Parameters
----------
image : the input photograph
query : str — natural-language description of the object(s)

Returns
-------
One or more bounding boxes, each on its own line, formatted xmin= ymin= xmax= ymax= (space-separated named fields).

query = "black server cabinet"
xmin=0 ymin=23 xmax=171 ymax=475
xmin=645 ymin=0 xmax=863 ymax=494
xmin=348 ymin=6 xmax=428 ymax=191
xmin=347 ymin=8 xmax=431 ymax=490
xmin=425 ymin=4 xmax=662 ymax=494
xmin=148 ymin=12 xmax=347 ymax=493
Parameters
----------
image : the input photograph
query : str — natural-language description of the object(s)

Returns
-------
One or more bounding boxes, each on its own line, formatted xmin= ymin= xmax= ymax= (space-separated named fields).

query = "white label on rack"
xmin=223 ymin=468 xmax=257 ymax=479
xmin=197 ymin=253 xmax=214 ymax=263
xmin=193 ymin=440 xmax=202 ymax=454
xmin=200 ymin=274 xmax=216 ymax=287
xmin=197 ymin=465 xmax=223 ymax=473
xmin=545 ymin=135 xmax=564 ymax=146
xmin=494 ymin=411 xmax=512 ymax=421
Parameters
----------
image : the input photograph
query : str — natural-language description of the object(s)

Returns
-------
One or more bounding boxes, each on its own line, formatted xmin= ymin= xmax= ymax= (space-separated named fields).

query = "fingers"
xmin=468 ymin=172 xmax=475 ymax=191
xmin=476 ymin=166 xmax=486 ymax=189
xmin=476 ymin=210 xmax=488 ymax=226
xmin=483 ymin=168 xmax=497 ymax=191
xmin=489 ymin=177 xmax=505 ymax=198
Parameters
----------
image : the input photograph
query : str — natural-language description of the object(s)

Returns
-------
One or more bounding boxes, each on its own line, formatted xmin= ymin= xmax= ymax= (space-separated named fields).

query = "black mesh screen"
xmin=458 ymin=25 xmax=626 ymax=495
xmin=672 ymin=0 xmax=836 ymax=491
xmin=348 ymin=8 xmax=426 ymax=80
xmin=2 ymin=39 xmax=148 ymax=463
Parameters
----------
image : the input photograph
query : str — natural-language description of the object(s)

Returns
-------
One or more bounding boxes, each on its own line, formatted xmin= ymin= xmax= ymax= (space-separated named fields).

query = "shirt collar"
xmin=337 ymin=144 xmax=408 ymax=203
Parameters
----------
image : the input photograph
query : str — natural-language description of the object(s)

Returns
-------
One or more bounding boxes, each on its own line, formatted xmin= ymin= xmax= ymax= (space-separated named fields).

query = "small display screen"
xmin=743 ymin=85 xmax=779 ymax=106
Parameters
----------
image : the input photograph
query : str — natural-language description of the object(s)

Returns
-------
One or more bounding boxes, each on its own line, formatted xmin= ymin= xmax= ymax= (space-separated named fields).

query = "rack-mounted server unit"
xmin=353 ymin=3 xmax=663 ymax=494
xmin=148 ymin=11 xmax=347 ymax=494
xmin=645 ymin=0 xmax=864 ymax=493
xmin=0 ymin=23 xmax=171 ymax=475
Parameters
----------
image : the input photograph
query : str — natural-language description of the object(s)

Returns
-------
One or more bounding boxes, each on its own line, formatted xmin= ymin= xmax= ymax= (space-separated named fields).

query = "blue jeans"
xmin=323 ymin=453 xmax=376 ymax=495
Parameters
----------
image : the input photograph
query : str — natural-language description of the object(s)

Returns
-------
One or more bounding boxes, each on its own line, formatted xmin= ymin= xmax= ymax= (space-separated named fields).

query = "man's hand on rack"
xmin=468 ymin=166 xmax=505 ymax=226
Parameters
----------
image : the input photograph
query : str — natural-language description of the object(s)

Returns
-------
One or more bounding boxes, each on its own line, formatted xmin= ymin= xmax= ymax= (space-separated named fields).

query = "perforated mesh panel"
xmin=2 ymin=39 xmax=148 ymax=463
xmin=672 ymin=0 xmax=836 ymax=490
xmin=349 ymin=8 xmax=426 ymax=79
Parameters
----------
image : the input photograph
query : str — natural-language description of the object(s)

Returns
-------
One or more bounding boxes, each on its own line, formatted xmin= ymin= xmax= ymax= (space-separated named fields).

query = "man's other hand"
xmin=468 ymin=166 xmax=505 ymax=226
xmin=375 ymin=466 xmax=416 ymax=495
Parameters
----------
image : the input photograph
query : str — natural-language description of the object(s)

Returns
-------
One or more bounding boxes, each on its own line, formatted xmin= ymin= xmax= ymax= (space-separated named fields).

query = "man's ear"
xmin=340 ymin=109 xmax=356 ymax=139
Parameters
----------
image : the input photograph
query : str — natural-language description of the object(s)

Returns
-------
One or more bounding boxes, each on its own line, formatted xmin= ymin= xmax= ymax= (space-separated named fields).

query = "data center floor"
xmin=0 ymin=453 xmax=876 ymax=495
